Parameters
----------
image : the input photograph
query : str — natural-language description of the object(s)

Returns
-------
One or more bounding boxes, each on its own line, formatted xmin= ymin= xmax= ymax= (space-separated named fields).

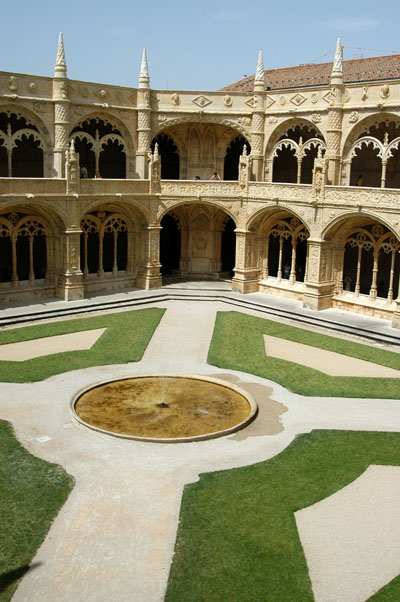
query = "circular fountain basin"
xmin=72 ymin=374 xmax=257 ymax=442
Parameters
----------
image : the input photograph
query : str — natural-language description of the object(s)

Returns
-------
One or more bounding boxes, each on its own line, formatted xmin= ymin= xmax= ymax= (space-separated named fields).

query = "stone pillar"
xmin=136 ymin=49 xmax=152 ymax=179
xmin=250 ymin=51 xmax=266 ymax=182
xmin=136 ymin=225 xmax=162 ymax=289
xmin=326 ymin=39 xmax=344 ymax=185
xmin=303 ymin=239 xmax=335 ymax=310
xmin=231 ymin=229 xmax=260 ymax=293
xmin=53 ymin=33 xmax=70 ymax=178
xmin=56 ymin=228 xmax=84 ymax=301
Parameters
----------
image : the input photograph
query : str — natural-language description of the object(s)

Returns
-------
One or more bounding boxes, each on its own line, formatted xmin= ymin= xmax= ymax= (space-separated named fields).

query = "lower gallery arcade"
xmin=0 ymin=193 xmax=399 ymax=328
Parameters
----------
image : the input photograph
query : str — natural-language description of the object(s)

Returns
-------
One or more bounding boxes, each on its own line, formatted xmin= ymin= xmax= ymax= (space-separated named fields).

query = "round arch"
xmin=157 ymin=202 xmax=237 ymax=282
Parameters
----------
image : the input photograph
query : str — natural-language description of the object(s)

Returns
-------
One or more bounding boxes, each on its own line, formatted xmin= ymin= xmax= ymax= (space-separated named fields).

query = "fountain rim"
xmin=70 ymin=372 xmax=258 ymax=443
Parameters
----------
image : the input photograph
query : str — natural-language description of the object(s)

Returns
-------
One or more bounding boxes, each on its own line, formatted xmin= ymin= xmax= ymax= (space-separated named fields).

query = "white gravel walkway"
xmin=1 ymin=300 xmax=400 ymax=602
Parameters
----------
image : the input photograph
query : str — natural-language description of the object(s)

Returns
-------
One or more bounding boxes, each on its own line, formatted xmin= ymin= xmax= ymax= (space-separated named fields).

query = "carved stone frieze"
xmin=324 ymin=187 xmax=400 ymax=207
xmin=160 ymin=182 xmax=239 ymax=196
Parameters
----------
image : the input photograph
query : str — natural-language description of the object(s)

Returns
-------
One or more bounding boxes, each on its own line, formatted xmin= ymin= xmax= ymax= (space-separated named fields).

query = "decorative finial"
xmin=255 ymin=51 xmax=265 ymax=83
xmin=54 ymin=32 xmax=67 ymax=78
xmin=242 ymin=144 xmax=247 ymax=156
xmin=332 ymin=37 xmax=343 ymax=75
xmin=139 ymin=48 xmax=150 ymax=88
xmin=154 ymin=142 xmax=159 ymax=156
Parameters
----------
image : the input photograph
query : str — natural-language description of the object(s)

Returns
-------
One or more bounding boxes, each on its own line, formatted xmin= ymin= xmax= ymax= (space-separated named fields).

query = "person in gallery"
xmin=94 ymin=172 xmax=102 ymax=179
xmin=356 ymin=175 xmax=363 ymax=186
xmin=210 ymin=171 xmax=221 ymax=180
xmin=344 ymin=275 xmax=352 ymax=290
xmin=80 ymin=166 xmax=88 ymax=178
xmin=283 ymin=263 xmax=291 ymax=279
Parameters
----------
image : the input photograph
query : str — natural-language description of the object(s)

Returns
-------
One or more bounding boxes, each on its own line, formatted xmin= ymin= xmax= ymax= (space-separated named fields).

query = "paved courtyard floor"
xmin=1 ymin=296 xmax=400 ymax=601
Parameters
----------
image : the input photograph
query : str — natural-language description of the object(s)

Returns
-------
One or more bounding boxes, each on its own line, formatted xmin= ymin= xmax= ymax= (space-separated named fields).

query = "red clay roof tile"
xmin=220 ymin=54 xmax=400 ymax=92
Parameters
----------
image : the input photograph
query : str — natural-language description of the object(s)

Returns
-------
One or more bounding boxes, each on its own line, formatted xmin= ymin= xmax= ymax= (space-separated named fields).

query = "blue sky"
xmin=1 ymin=0 xmax=399 ymax=91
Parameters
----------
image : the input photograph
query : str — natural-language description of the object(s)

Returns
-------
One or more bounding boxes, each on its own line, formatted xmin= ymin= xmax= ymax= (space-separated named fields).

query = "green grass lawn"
xmin=207 ymin=311 xmax=400 ymax=398
xmin=0 ymin=308 xmax=165 ymax=382
xmin=165 ymin=429 xmax=400 ymax=602
xmin=0 ymin=420 xmax=74 ymax=602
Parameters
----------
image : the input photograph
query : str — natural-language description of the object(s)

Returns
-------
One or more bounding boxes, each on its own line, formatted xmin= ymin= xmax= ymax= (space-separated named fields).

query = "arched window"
xmin=272 ymin=124 xmax=325 ymax=184
xmin=348 ymin=120 xmax=400 ymax=188
xmin=80 ymin=211 xmax=128 ymax=278
xmin=0 ymin=213 xmax=47 ymax=285
xmin=341 ymin=224 xmax=400 ymax=300
xmin=266 ymin=217 xmax=308 ymax=282
xmin=0 ymin=112 xmax=44 ymax=177
xmin=71 ymin=118 xmax=126 ymax=179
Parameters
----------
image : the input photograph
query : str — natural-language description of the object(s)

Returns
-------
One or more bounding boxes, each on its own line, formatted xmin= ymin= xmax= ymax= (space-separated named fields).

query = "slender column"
xmin=11 ymin=237 xmax=18 ymax=286
xmin=387 ymin=250 xmax=396 ymax=302
xmin=337 ymin=248 xmax=345 ymax=293
xmin=381 ymin=159 xmax=388 ymax=189
xmin=7 ymin=149 xmax=12 ymax=177
xmin=297 ymin=158 xmax=302 ymax=184
xmin=277 ymin=237 xmax=283 ymax=280
xmin=263 ymin=238 xmax=269 ymax=279
xmin=113 ymin=232 xmax=118 ymax=275
xmin=369 ymin=249 xmax=379 ymax=300
xmin=28 ymin=236 xmax=35 ymax=285
xmin=126 ymin=231 xmax=133 ymax=274
xmin=98 ymin=233 xmax=104 ymax=277
xmin=290 ymin=238 xmax=297 ymax=284
xmin=95 ymin=150 xmax=100 ymax=176
xmin=355 ymin=245 xmax=362 ymax=297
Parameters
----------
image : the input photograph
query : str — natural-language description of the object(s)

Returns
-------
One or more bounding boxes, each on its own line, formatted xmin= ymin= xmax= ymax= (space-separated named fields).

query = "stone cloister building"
xmin=1 ymin=35 xmax=400 ymax=327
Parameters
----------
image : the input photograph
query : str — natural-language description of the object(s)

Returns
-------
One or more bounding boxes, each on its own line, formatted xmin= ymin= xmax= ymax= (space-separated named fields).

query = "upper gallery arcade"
xmin=1 ymin=35 xmax=400 ymax=328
